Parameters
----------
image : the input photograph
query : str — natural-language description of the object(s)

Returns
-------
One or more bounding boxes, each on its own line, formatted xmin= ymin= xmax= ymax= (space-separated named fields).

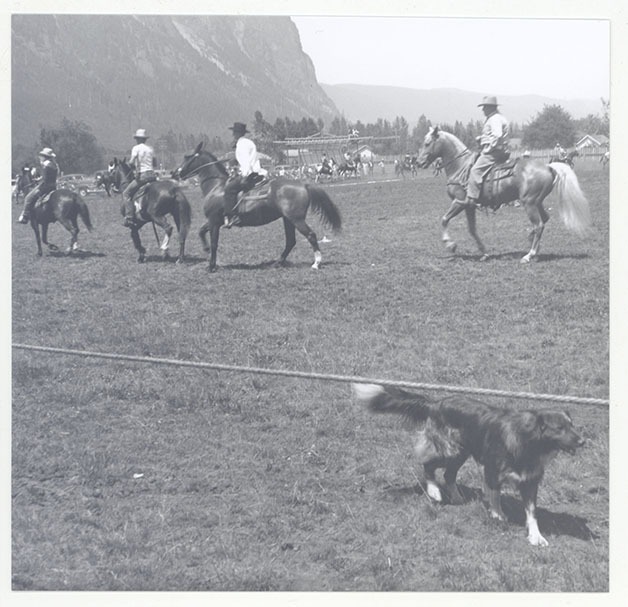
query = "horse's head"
xmin=418 ymin=126 xmax=467 ymax=170
xmin=109 ymin=157 xmax=134 ymax=190
xmin=418 ymin=126 xmax=445 ymax=168
xmin=174 ymin=142 xmax=228 ymax=182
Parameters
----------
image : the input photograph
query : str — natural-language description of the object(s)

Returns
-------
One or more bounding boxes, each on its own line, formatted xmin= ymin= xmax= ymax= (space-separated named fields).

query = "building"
xmin=575 ymin=134 xmax=609 ymax=150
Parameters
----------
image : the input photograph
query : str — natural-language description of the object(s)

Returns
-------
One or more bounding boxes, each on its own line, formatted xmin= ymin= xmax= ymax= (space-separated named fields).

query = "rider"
xmin=462 ymin=96 xmax=510 ymax=207
xmin=554 ymin=142 xmax=567 ymax=161
xmin=18 ymin=147 xmax=58 ymax=224
xmin=223 ymin=122 xmax=263 ymax=228
xmin=122 ymin=128 xmax=157 ymax=227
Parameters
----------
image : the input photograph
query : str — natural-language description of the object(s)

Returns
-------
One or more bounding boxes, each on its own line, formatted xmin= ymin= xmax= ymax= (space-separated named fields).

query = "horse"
xmin=109 ymin=158 xmax=191 ymax=263
xmin=433 ymin=157 xmax=444 ymax=176
xmin=94 ymin=171 xmax=115 ymax=197
xmin=27 ymin=189 xmax=93 ymax=257
xmin=418 ymin=126 xmax=591 ymax=263
xmin=394 ymin=159 xmax=406 ymax=178
xmin=600 ymin=151 xmax=609 ymax=168
xmin=173 ymin=142 xmax=342 ymax=272
xmin=337 ymin=161 xmax=358 ymax=179
xmin=549 ymin=150 xmax=579 ymax=168
xmin=315 ymin=159 xmax=336 ymax=182
xmin=13 ymin=172 xmax=35 ymax=203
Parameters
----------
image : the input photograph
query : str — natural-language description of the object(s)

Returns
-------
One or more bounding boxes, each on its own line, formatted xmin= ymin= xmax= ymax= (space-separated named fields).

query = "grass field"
xmin=12 ymin=161 xmax=609 ymax=591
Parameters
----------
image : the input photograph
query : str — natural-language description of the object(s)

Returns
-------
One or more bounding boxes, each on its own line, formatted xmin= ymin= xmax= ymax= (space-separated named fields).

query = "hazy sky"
xmin=292 ymin=16 xmax=609 ymax=100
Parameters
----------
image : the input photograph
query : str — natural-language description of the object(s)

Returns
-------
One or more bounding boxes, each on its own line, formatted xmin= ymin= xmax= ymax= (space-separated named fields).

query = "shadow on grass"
xmin=383 ymin=483 xmax=598 ymax=542
xmin=440 ymin=251 xmax=590 ymax=262
xmin=500 ymin=494 xmax=599 ymax=541
xmin=219 ymin=259 xmax=349 ymax=271
xmin=45 ymin=249 xmax=106 ymax=259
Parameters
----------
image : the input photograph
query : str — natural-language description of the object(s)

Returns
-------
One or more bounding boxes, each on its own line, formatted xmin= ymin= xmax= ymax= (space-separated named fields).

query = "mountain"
xmin=321 ymin=84 xmax=602 ymax=126
xmin=11 ymin=15 xmax=339 ymax=152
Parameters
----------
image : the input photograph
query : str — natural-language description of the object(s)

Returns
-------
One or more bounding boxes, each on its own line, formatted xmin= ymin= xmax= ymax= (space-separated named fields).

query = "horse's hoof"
xmin=209 ymin=266 xmax=217 ymax=273
xmin=138 ymin=256 xmax=145 ymax=263
xmin=479 ymin=254 xmax=489 ymax=262
xmin=520 ymin=255 xmax=531 ymax=264
xmin=445 ymin=241 xmax=457 ymax=253
xmin=311 ymin=263 xmax=321 ymax=270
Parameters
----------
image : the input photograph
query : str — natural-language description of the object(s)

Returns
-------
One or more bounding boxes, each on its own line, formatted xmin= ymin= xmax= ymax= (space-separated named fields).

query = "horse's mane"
xmin=196 ymin=147 xmax=228 ymax=177
xmin=434 ymin=128 xmax=469 ymax=155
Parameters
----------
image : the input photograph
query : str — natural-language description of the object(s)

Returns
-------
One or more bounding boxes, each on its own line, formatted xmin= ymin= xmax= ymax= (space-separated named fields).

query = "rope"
xmin=12 ymin=343 xmax=609 ymax=408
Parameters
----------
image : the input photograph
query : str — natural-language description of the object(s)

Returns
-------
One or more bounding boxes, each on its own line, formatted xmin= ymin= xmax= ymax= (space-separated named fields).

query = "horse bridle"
xmin=426 ymin=137 xmax=470 ymax=172
xmin=179 ymin=155 xmax=226 ymax=180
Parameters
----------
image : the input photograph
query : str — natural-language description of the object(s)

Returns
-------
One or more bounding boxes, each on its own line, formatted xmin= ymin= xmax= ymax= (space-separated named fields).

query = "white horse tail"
xmin=549 ymin=162 xmax=591 ymax=236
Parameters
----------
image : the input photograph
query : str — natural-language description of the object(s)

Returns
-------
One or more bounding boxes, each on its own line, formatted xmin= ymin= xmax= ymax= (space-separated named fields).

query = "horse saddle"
xmin=35 ymin=190 xmax=55 ymax=209
xmin=237 ymin=177 xmax=271 ymax=204
xmin=480 ymin=157 xmax=519 ymax=202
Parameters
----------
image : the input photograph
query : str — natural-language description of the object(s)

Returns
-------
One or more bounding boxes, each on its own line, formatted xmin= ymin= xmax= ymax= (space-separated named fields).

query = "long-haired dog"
xmin=352 ymin=383 xmax=585 ymax=546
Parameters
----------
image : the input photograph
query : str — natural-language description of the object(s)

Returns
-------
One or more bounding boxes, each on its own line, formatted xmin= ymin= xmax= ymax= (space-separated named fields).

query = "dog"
xmin=352 ymin=383 xmax=585 ymax=546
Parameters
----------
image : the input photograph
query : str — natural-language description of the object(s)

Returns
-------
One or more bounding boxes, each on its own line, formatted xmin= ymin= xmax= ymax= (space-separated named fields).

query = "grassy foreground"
xmin=12 ymin=162 xmax=608 ymax=591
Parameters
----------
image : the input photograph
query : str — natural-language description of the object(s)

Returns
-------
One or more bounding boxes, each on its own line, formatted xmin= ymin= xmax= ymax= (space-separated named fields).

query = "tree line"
xmin=12 ymin=100 xmax=609 ymax=175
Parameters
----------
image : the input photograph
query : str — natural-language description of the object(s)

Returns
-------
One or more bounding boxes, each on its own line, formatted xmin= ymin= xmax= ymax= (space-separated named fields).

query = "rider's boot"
xmin=17 ymin=212 xmax=29 ymax=224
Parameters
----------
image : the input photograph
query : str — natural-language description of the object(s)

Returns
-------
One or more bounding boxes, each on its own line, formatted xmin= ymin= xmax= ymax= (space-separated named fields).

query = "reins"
xmin=181 ymin=158 xmax=227 ymax=180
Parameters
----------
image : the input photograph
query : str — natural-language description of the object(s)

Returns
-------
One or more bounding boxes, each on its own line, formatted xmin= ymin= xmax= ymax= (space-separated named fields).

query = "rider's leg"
xmin=223 ymin=177 xmax=242 ymax=227
xmin=122 ymin=179 xmax=140 ymax=226
xmin=463 ymin=153 xmax=495 ymax=207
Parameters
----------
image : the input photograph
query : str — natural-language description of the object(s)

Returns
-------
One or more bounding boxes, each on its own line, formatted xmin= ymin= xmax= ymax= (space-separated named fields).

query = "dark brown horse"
xmin=28 ymin=189 xmax=93 ymax=256
xmin=418 ymin=127 xmax=591 ymax=263
xmin=174 ymin=143 xmax=342 ymax=272
xmin=109 ymin=158 xmax=191 ymax=263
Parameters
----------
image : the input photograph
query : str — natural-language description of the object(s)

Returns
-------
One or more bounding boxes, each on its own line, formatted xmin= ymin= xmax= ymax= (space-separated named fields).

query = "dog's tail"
xmin=352 ymin=383 xmax=434 ymax=423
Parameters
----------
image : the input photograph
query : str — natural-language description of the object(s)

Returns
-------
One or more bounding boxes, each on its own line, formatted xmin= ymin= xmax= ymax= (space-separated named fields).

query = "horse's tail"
xmin=305 ymin=184 xmax=342 ymax=233
xmin=549 ymin=162 xmax=591 ymax=236
xmin=77 ymin=197 xmax=93 ymax=231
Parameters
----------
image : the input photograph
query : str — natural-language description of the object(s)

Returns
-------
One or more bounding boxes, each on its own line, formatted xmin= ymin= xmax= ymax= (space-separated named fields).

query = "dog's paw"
xmin=528 ymin=533 xmax=549 ymax=547
xmin=426 ymin=481 xmax=443 ymax=502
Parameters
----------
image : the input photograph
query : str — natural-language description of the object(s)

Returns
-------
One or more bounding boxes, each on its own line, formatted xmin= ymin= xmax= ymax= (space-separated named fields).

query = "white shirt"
xmin=235 ymin=136 xmax=261 ymax=177
xmin=130 ymin=142 xmax=154 ymax=174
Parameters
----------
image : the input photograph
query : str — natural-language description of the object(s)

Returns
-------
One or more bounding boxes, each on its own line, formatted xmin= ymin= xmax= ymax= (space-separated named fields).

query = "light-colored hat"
xmin=478 ymin=95 xmax=499 ymax=107
xmin=38 ymin=147 xmax=56 ymax=158
xmin=228 ymin=122 xmax=249 ymax=135
xmin=134 ymin=128 xmax=149 ymax=139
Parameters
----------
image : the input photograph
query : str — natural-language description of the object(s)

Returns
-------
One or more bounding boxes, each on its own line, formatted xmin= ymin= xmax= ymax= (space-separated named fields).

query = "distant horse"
xmin=394 ymin=159 xmax=406 ymax=178
xmin=418 ymin=126 xmax=591 ymax=263
xmin=315 ymin=159 xmax=336 ymax=182
xmin=27 ymin=189 xmax=93 ymax=257
xmin=94 ymin=172 xmax=114 ymax=197
xmin=13 ymin=172 xmax=35 ymax=203
xmin=337 ymin=160 xmax=358 ymax=179
xmin=109 ymin=158 xmax=191 ymax=263
xmin=600 ymin=151 xmax=609 ymax=168
xmin=433 ymin=157 xmax=444 ymax=176
xmin=410 ymin=157 xmax=419 ymax=177
xmin=549 ymin=150 xmax=579 ymax=168
xmin=173 ymin=142 xmax=342 ymax=272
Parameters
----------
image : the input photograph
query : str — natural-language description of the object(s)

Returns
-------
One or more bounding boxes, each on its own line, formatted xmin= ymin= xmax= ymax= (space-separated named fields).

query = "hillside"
xmin=321 ymin=84 xmax=602 ymax=126
xmin=11 ymin=15 xmax=339 ymax=152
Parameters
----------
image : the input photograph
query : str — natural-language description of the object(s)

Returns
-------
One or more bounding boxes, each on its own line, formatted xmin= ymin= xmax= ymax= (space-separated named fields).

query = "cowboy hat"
xmin=38 ymin=147 xmax=56 ymax=158
xmin=133 ymin=128 xmax=149 ymax=139
xmin=478 ymin=95 xmax=499 ymax=107
xmin=228 ymin=122 xmax=249 ymax=135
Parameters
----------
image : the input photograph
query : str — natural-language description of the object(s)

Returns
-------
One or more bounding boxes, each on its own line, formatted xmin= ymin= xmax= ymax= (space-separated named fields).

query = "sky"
xmin=292 ymin=16 xmax=609 ymax=101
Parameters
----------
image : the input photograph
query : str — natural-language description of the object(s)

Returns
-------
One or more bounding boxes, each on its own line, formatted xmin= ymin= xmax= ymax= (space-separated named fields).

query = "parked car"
xmin=57 ymin=173 xmax=88 ymax=189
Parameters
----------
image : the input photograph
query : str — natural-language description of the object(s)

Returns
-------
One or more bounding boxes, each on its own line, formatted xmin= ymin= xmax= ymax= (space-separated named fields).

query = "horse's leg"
xmin=464 ymin=206 xmax=488 ymax=260
xmin=291 ymin=218 xmax=322 ymax=269
xmin=277 ymin=218 xmax=297 ymax=266
xmin=31 ymin=221 xmax=43 ymax=257
xmin=199 ymin=221 xmax=211 ymax=255
xmin=208 ymin=223 xmax=221 ymax=272
xmin=129 ymin=226 xmax=146 ymax=263
xmin=440 ymin=200 xmax=467 ymax=253
xmin=40 ymin=222 xmax=60 ymax=252
xmin=150 ymin=216 xmax=173 ymax=260
xmin=521 ymin=199 xmax=547 ymax=264
xmin=58 ymin=217 xmax=79 ymax=254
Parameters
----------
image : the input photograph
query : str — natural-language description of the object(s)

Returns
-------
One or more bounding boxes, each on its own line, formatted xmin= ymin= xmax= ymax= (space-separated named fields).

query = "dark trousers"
xmin=23 ymin=185 xmax=53 ymax=216
xmin=223 ymin=173 xmax=259 ymax=215
xmin=123 ymin=172 xmax=156 ymax=217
